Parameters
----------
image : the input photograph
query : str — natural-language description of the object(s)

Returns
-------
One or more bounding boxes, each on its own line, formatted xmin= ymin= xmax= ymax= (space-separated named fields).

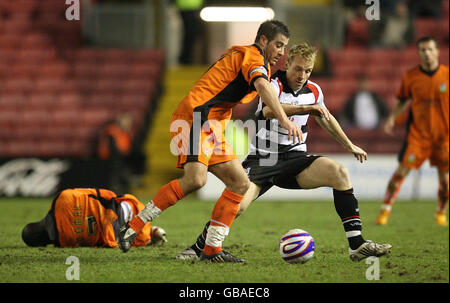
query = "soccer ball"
xmin=279 ymin=229 xmax=315 ymax=264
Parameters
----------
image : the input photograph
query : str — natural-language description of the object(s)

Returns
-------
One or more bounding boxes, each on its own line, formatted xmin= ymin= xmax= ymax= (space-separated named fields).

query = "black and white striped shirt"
xmin=248 ymin=70 xmax=326 ymax=155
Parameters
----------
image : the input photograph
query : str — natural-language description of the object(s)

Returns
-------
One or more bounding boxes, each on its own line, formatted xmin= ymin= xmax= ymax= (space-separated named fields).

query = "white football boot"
xmin=349 ymin=240 xmax=392 ymax=262
xmin=150 ymin=226 xmax=168 ymax=246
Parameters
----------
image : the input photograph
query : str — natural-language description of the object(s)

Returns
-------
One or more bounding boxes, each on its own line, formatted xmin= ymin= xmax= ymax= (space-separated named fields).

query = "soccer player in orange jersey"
xmin=177 ymin=44 xmax=391 ymax=262
xmin=117 ymin=20 xmax=303 ymax=262
xmin=21 ymin=188 xmax=167 ymax=248
xmin=376 ymin=36 xmax=449 ymax=226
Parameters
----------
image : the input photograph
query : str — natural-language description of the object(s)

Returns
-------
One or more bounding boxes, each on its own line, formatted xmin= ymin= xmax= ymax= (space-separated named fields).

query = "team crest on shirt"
xmin=439 ymin=83 xmax=447 ymax=93
xmin=204 ymin=148 xmax=211 ymax=159
xmin=407 ymin=153 xmax=416 ymax=163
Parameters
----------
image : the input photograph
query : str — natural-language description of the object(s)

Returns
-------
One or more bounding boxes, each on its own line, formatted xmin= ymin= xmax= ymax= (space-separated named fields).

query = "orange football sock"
xmin=128 ymin=216 xmax=145 ymax=233
xmin=128 ymin=180 xmax=184 ymax=233
xmin=152 ymin=179 xmax=185 ymax=211
xmin=438 ymin=180 xmax=449 ymax=213
xmin=383 ymin=173 xmax=404 ymax=207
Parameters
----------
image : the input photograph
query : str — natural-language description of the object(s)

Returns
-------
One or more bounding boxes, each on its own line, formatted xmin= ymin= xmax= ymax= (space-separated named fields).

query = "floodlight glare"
xmin=200 ymin=7 xmax=275 ymax=22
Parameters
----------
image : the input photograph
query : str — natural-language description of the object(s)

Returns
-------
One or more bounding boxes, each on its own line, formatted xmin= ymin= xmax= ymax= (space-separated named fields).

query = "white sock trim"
xmin=205 ymin=225 xmax=229 ymax=248
xmin=346 ymin=230 xmax=362 ymax=238
xmin=381 ymin=204 xmax=392 ymax=211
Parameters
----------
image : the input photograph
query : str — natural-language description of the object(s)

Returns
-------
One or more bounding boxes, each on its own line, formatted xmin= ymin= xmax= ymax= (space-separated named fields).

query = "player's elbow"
xmin=253 ymin=77 xmax=267 ymax=92
xmin=262 ymin=107 xmax=274 ymax=119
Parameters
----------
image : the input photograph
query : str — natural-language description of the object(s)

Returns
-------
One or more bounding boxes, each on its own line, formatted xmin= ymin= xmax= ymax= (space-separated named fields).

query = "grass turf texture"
xmin=0 ymin=197 xmax=448 ymax=283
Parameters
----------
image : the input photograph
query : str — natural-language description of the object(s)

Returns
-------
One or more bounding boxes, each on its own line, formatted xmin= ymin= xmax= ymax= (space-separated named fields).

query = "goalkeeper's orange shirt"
xmin=396 ymin=64 xmax=449 ymax=144
xmin=171 ymin=44 xmax=270 ymax=124
xmin=53 ymin=188 xmax=151 ymax=248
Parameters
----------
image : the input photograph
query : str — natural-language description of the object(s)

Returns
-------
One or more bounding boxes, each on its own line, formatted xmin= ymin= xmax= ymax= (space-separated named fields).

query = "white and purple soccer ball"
xmin=279 ymin=229 xmax=315 ymax=264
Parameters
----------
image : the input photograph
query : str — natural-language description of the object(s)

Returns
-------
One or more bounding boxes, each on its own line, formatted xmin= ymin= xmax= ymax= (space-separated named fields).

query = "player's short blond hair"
xmin=286 ymin=43 xmax=318 ymax=64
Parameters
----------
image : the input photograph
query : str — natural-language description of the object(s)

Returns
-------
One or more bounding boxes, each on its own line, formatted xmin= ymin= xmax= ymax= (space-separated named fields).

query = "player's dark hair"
xmin=255 ymin=20 xmax=290 ymax=43
xmin=416 ymin=36 xmax=438 ymax=48
xmin=22 ymin=221 xmax=51 ymax=247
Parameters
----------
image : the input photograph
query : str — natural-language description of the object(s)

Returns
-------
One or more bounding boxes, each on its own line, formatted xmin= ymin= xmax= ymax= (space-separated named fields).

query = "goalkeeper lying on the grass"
xmin=21 ymin=188 xmax=167 ymax=248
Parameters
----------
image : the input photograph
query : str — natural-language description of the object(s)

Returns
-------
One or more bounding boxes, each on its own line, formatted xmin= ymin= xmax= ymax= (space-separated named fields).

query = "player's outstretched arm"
xmin=263 ymin=104 xmax=330 ymax=120
xmin=254 ymin=77 xmax=303 ymax=144
xmin=384 ymin=99 xmax=411 ymax=135
xmin=315 ymin=114 xmax=368 ymax=163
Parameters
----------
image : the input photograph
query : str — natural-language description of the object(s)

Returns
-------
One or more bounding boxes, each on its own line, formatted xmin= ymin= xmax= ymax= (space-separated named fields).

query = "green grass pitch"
xmin=0 ymin=197 xmax=448 ymax=284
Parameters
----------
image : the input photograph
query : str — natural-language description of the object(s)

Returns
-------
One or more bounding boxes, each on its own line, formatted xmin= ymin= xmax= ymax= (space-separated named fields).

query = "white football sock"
xmin=204 ymin=224 xmax=229 ymax=248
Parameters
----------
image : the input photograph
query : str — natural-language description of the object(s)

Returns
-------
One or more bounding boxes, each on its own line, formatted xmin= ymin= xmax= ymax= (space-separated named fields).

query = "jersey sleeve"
xmin=306 ymin=81 xmax=327 ymax=110
xmin=316 ymin=85 xmax=326 ymax=109
xmin=241 ymin=49 xmax=270 ymax=89
xmin=256 ymin=79 xmax=280 ymax=115
xmin=396 ymin=73 xmax=411 ymax=102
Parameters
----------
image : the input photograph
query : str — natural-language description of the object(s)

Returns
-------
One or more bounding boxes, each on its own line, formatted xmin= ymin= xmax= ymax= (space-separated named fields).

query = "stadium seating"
xmin=0 ymin=0 xmax=165 ymax=159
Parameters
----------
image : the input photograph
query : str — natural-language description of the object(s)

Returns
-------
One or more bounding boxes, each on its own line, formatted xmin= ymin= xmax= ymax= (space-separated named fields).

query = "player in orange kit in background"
xmin=21 ymin=188 xmax=167 ymax=248
xmin=376 ymin=36 xmax=449 ymax=226
xmin=117 ymin=20 xmax=303 ymax=262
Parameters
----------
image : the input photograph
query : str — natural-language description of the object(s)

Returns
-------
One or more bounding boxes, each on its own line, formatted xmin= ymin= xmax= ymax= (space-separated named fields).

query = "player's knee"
xmin=233 ymin=178 xmax=251 ymax=196
xmin=336 ymin=164 xmax=349 ymax=178
xmin=183 ymin=175 xmax=207 ymax=192
xmin=332 ymin=164 xmax=351 ymax=189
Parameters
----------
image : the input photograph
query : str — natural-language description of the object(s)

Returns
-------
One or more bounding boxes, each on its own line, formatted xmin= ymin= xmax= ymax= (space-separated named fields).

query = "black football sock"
xmin=333 ymin=188 xmax=366 ymax=250
xmin=190 ymin=221 xmax=210 ymax=257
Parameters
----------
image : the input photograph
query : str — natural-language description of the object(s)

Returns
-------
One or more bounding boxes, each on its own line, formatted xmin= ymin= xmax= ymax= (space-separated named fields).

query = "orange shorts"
xmin=399 ymin=138 xmax=449 ymax=171
xmin=169 ymin=115 xmax=237 ymax=168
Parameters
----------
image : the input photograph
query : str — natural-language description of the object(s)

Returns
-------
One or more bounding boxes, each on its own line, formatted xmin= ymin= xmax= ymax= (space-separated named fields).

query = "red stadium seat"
xmin=94 ymin=79 xmax=124 ymax=94
xmin=0 ymin=34 xmax=22 ymax=49
xmin=0 ymin=110 xmax=24 ymax=128
xmin=367 ymin=49 xmax=401 ymax=66
xmin=50 ymin=110 xmax=80 ymax=128
xmin=33 ymin=78 xmax=65 ymax=94
xmin=57 ymin=93 xmax=83 ymax=110
xmin=75 ymin=49 xmax=106 ymax=64
xmin=0 ymin=94 xmax=26 ymax=110
xmin=345 ymin=18 xmax=370 ymax=47
xmin=10 ymin=63 xmax=40 ymax=78
xmin=27 ymin=94 xmax=58 ymax=110
xmin=5 ymin=141 xmax=39 ymax=157
xmin=80 ymin=109 xmax=113 ymax=128
xmin=39 ymin=61 xmax=70 ymax=78
xmin=86 ymin=93 xmax=119 ymax=108
xmin=328 ymin=47 xmax=369 ymax=66
xmin=1 ymin=18 xmax=32 ymax=34
xmin=22 ymin=110 xmax=50 ymax=127
xmin=132 ymin=49 xmax=166 ymax=64
xmin=3 ymin=78 xmax=34 ymax=94
xmin=73 ymin=63 xmax=100 ymax=79
xmin=122 ymin=79 xmax=153 ymax=95
xmin=98 ymin=63 xmax=129 ymax=79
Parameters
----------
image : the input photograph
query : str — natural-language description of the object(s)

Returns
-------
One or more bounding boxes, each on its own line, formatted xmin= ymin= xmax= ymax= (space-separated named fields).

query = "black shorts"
xmin=241 ymin=151 xmax=321 ymax=197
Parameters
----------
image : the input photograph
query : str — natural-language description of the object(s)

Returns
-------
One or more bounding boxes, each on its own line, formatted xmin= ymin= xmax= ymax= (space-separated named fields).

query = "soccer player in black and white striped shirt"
xmin=177 ymin=43 xmax=391 ymax=262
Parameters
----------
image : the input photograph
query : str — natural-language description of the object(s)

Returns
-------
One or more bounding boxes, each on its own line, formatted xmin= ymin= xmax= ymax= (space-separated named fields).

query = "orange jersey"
xmin=396 ymin=64 xmax=449 ymax=144
xmin=172 ymin=44 xmax=270 ymax=124
xmin=53 ymin=188 xmax=151 ymax=248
